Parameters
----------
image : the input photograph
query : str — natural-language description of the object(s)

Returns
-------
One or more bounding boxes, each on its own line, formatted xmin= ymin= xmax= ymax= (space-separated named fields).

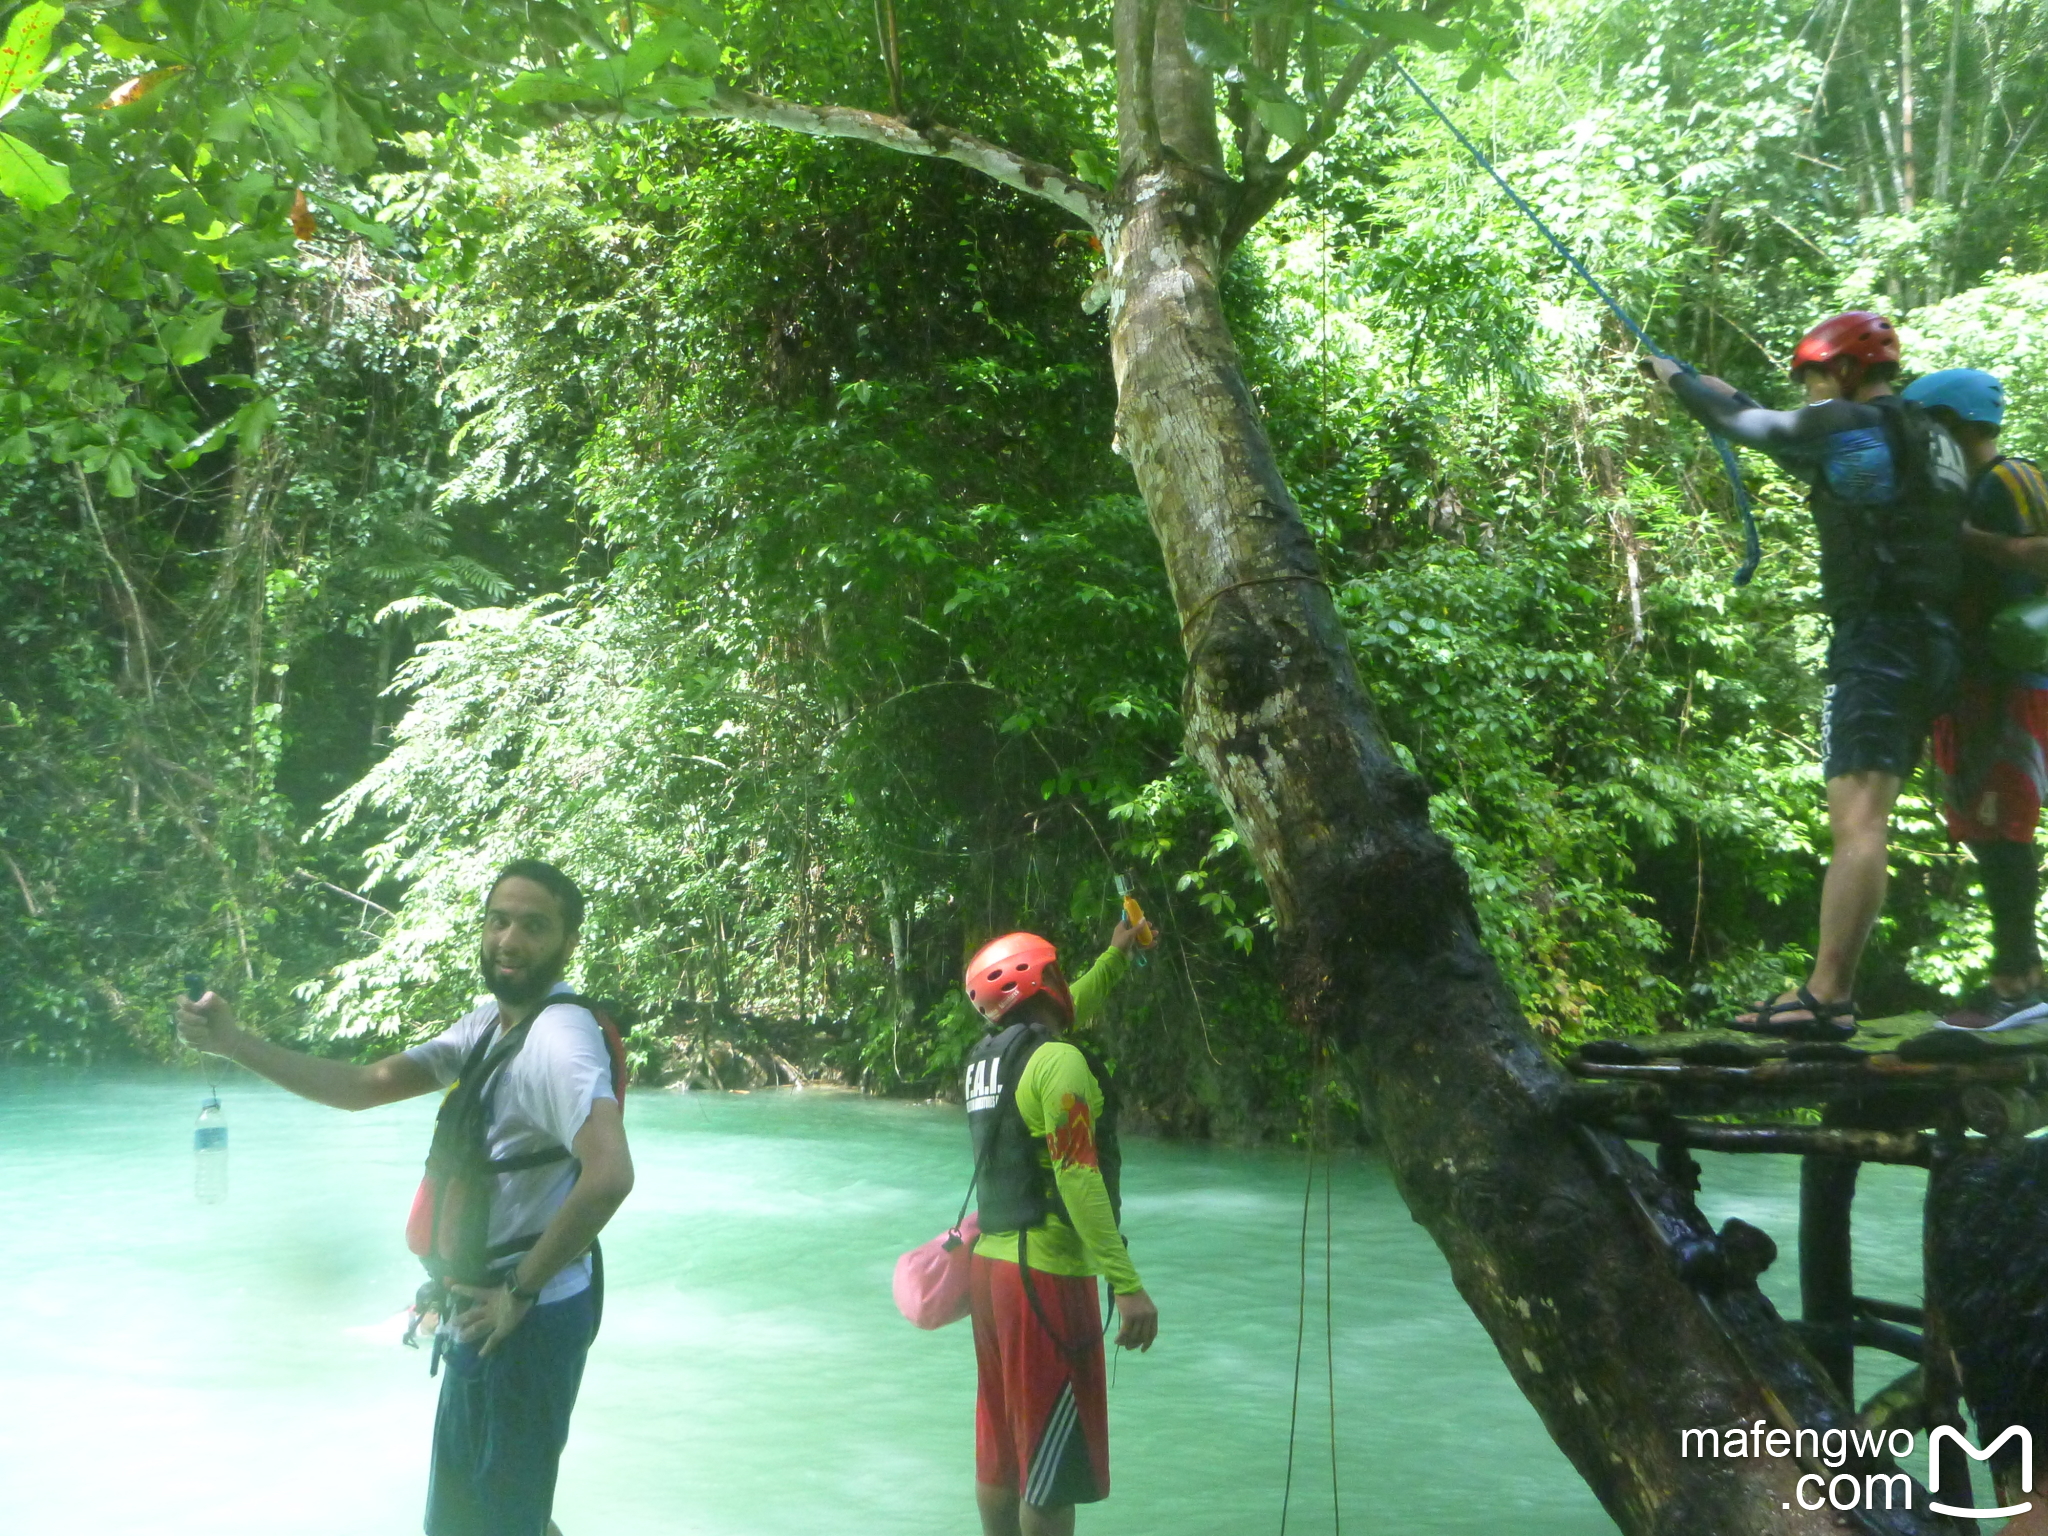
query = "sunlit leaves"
xmin=0 ymin=2 xmax=62 ymax=108
xmin=1070 ymin=146 xmax=1115 ymax=188
xmin=102 ymin=65 xmax=186 ymax=108
xmin=0 ymin=0 xmax=68 ymax=210
xmin=0 ymin=129 xmax=67 ymax=207
xmin=158 ymin=303 xmax=227 ymax=365
xmin=1253 ymin=94 xmax=1309 ymax=145
xmin=1330 ymin=5 xmax=1464 ymax=52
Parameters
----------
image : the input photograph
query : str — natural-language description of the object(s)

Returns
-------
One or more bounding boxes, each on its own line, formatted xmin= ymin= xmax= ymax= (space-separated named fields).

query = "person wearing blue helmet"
xmin=1905 ymin=369 xmax=2048 ymax=1025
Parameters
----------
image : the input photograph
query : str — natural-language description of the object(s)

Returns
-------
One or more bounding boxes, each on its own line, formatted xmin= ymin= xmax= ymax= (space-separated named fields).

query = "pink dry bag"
xmin=893 ymin=1212 xmax=981 ymax=1329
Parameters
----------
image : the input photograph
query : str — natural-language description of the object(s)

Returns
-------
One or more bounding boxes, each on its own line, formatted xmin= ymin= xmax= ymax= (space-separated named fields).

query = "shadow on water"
xmin=0 ymin=1069 xmax=1940 ymax=1534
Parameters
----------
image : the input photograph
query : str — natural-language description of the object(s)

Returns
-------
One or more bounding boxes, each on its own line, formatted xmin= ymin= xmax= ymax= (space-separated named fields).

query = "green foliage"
xmin=1901 ymin=271 xmax=2048 ymax=462
xmin=0 ymin=235 xmax=561 ymax=1061
xmin=1234 ymin=0 xmax=2048 ymax=1031
xmin=12 ymin=0 xmax=2048 ymax=1128
xmin=297 ymin=115 xmax=1308 ymax=1133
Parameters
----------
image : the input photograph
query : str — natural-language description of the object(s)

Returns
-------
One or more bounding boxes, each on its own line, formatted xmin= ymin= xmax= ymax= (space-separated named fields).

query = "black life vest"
xmin=1811 ymin=394 xmax=1969 ymax=617
xmin=963 ymin=1021 xmax=1122 ymax=1236
xmin=404 ymin=993 xmax=628 ymax=1291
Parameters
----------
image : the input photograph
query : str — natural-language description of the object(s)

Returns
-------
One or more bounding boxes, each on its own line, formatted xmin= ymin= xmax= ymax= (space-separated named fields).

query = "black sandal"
xmin=1727 ymin=986 xmax=1858 ymax=1042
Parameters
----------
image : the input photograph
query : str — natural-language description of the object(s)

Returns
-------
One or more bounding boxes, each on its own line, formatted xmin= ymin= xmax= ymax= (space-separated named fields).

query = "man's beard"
xmin=481 ymin=946 xmax=570 ymax=1005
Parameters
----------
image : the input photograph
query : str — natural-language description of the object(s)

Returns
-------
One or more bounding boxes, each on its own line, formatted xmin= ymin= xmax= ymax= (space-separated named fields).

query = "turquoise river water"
xmin=0 ymin=1068 xmax=1940 ymax=1535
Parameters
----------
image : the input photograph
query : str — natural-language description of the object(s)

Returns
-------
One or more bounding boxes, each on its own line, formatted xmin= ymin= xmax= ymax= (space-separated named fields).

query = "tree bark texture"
xmin=1099 ymin=4 xmax=1948 ymax=1531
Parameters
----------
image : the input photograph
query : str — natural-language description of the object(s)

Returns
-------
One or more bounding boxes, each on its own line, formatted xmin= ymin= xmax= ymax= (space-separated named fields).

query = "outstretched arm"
xmin=176 ymin=991 xmax=437 ymax=1112
xmin=1643 ymin=356 xmax=1823 ymax=454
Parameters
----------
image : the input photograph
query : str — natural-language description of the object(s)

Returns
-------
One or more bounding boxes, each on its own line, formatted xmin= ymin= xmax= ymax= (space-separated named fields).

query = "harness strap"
xmin=484 ymin=1146 xmax=572 ymax=1175
xmin=1017 ymin=1233 xmax=1093 ymax=1364
xmin=1992 ymin=459 xmax=2048 ymax=534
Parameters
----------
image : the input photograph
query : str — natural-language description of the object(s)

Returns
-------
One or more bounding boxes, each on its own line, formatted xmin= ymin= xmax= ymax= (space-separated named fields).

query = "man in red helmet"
xmin=960 ymin=915 xmax=1159 ymax=1536
xmin=1646 ymin=313 xmax=1970 ymax=1033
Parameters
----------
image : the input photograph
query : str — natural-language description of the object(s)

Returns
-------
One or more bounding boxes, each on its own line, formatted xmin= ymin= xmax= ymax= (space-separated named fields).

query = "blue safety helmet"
xmin=1901 ymin=368 xmax=2005 ymax=427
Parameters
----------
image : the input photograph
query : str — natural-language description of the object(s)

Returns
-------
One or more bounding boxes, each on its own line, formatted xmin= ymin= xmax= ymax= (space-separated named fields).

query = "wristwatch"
xmin=505 ymin=1274 xmax=542 ymax=1305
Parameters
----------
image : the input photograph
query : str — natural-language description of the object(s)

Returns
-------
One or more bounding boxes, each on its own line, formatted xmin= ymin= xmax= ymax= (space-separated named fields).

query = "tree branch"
xmin=1117 ymin=0 xmax=1165 ymax=177
xmin=2 ymin=847 xmax=40 ymax=916
xmin=1220 ymin=6 xmax=1462 ymax=254
xmin=691 ymin=85 xmax=1108 ymax=230
xmin=1990 ymin=103 xmax=2046 ymax=188
xmin=1221 ymin=41 xmax=1386 ymax=251
xmin=71 ymin=465 xmax=157 ymax=705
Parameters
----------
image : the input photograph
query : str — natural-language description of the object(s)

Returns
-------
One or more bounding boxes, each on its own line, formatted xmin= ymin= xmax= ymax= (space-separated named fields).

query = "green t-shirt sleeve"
xmin=1020 ymin=1041 xmax=1144 ymax=1294
xmin=1069 ymin=945 xmax=1128 ymax=1028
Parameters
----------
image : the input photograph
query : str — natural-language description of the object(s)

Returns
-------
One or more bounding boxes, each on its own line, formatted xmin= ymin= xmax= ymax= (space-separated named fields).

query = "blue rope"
xmin=1388 ymin=57 xmax=1762 ymax=587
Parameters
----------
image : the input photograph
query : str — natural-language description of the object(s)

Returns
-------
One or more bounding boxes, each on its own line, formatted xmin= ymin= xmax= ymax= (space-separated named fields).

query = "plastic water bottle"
xmin=194 ymin=1096 xmax=228 ymax=1204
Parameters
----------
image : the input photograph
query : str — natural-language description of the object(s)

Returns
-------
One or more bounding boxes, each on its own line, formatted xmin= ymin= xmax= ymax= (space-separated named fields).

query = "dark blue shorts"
xmin=1820 ymin=609 xmax=1960 ymax=781
xmin=426 ymin=1285 xmax=595 ymax=1536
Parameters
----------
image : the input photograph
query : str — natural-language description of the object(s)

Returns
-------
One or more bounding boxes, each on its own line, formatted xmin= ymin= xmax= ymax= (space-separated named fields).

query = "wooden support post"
xmin=1922 ymin=1133 xmax=1976 ymax=1517
xmin=1800 ymin=1152 xmax=1860 ymax=1399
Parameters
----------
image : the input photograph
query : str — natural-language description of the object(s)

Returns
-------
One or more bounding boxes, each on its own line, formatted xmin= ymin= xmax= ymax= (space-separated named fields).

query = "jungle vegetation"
xmin=5 ymin=0 xmax=2042 ymax=1112
xmin=6 ymin=1 xmax=2047 ymax=1526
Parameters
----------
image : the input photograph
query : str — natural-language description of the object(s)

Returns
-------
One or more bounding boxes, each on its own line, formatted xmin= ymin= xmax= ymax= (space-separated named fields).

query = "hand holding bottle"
xmin=175 ymin=985 xmax=241 ymax=1058
xmin=1112 ymin=876 xmax=1157 ymax=955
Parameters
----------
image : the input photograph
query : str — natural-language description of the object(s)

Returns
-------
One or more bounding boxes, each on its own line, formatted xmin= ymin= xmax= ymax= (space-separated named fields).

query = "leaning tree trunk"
xmin=1098 ymin=7 xmax=1943 ymax=1534
xmin=691 ymin=5 xmax=1951 ymax=1524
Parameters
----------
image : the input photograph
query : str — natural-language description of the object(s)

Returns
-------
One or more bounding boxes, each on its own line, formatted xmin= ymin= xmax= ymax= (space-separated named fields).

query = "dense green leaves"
xmin=9 ymin=0 xmax=2048 ymax=1126
xmin=0 ymin=128 xmax=65 ymax=207
xmin=0 ymin=2 xmax=66 ymax=209
xmin=0 ymin=3 xmax=61 ymax=107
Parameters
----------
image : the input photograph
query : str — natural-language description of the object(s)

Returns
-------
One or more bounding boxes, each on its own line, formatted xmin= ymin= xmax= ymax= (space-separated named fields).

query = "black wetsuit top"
xmin=1669 ymin=374 xmax=1964 ymax=617
xmin=1668 ymin=375 xmax=1890 ymax=488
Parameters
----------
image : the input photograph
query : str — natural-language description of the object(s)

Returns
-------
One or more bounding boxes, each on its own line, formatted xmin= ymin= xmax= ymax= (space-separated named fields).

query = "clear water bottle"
xmin=194 ymin=1096 xmax=228 ymax=1204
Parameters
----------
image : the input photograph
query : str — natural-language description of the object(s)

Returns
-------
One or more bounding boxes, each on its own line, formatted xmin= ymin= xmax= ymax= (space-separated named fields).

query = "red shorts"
xmin=969 ymin=1255 xmax=1109 ymax=1507
xmin=1933 ymin=680 xmax=2048 ymax=844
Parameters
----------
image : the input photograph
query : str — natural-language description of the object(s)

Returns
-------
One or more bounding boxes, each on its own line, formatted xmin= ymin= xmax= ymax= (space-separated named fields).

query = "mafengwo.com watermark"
xmin=1682 ymin=1421 xmax=2034 ymax=1518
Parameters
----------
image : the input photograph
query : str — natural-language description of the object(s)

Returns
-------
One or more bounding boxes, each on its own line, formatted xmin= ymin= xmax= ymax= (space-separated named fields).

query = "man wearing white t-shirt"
xmin=177 ymin=860 xmax=634 ymax=1536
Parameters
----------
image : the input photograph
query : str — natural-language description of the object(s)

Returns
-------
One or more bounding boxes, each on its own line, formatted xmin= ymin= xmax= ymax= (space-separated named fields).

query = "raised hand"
xmin=175 ymin=990 xmax=240 ymax=1057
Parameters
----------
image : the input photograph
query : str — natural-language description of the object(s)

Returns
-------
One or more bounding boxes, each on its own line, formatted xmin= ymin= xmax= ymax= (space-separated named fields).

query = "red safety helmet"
xmin=963 ymin=931 xmax=1072 ymax=1026
xmin=1789 ymin=311 xmax=1900 ymax=382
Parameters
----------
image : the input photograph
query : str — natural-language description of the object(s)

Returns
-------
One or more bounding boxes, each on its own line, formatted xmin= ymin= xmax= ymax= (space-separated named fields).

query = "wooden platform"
xmin=1562 ymin=1011 xmax=2048 ymax=1489
xmin=1567 ymin=1012 xmax=2048 ymax=1156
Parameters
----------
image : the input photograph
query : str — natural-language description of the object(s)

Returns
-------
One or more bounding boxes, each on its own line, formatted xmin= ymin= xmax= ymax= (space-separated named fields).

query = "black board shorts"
xmin=1820 ymin=608 xmax=1960 ymax=781
xmin=426 ymin=1284 xmax=596 ymax=1536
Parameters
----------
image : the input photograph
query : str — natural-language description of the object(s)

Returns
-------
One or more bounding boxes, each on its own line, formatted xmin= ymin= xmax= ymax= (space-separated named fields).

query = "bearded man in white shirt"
xmin=179 ymin=859 xmax=633 ymax=1536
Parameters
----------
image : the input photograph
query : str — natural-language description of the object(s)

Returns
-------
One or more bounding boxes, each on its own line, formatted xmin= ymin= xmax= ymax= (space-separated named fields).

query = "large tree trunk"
xmin=698 ymin=5 xmax=1952 ymax=1524
xmin=1101 ymin=6 xmax=1945 ymax=1532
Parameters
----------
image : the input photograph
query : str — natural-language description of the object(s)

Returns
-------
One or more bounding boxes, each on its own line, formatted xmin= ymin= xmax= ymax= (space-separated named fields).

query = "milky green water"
xmin=0 ymin=1069 xmax=1936 ymax=1535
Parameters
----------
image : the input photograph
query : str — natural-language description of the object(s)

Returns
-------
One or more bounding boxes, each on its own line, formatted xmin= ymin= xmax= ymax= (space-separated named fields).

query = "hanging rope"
xmin=1279 ymin=1036 xmax=1344 ymax=1534
xmin=1278 ymin=1135 xmax=1315 ymax=1535
xmin=1387 ymin=56 xmax=1762 ymax=587
xmin=1275 ymin=173 xmax=1346 ymax=1536
xmin=1324 ymin=1092 xmax=1340 ymax=1532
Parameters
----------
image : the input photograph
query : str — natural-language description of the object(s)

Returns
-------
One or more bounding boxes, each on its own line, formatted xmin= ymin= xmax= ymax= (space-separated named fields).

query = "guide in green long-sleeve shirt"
xmin=970 ymin=946 xmax=1142 ymax=1295
xmin=956 ymin=921 xmax=1159 ymax=1523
